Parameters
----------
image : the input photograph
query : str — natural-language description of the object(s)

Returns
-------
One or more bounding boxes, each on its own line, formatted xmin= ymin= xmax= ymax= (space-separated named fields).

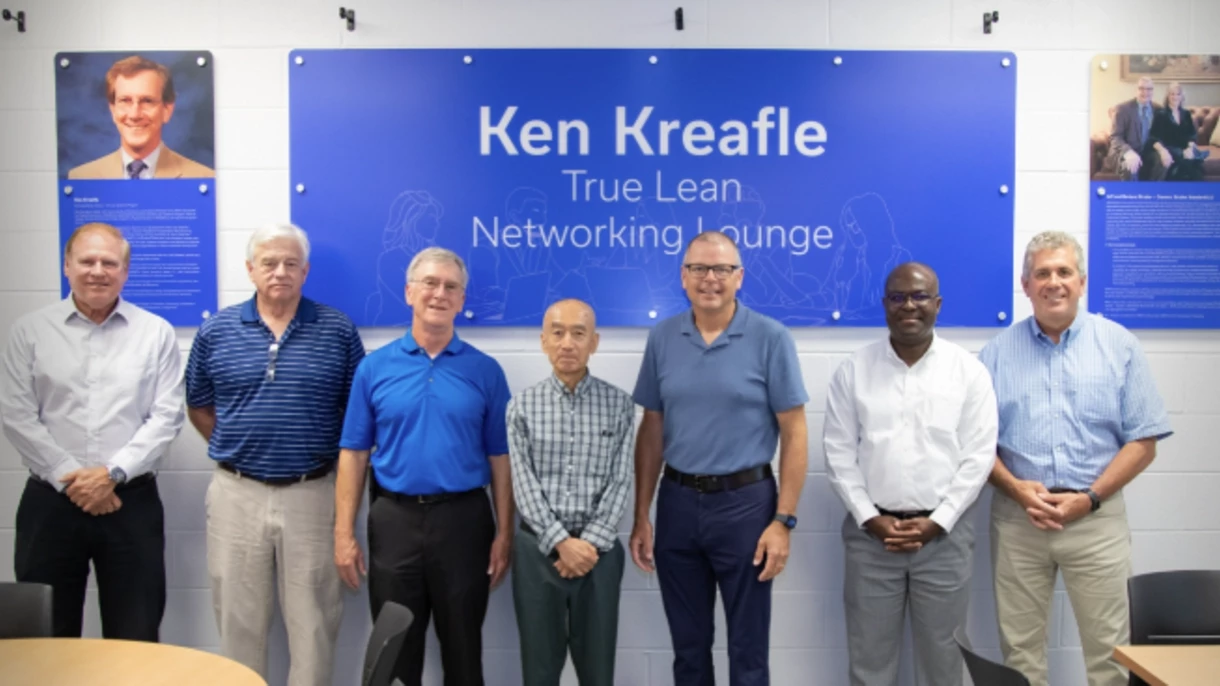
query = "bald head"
xmin=541 ymin=299 xmax=599 ymax=385
xmin=885 ymin=262 xmax=939 ymax=294
xmin=544 ymin=298 xmax=596 ymax=330
xmin=684 ymin=231 xmax=741 ymax=264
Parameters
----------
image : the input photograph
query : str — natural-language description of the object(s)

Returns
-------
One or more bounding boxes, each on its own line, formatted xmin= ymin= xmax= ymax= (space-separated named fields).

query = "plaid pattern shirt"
xmin=507 ymin=373 xmax=635 ymax=554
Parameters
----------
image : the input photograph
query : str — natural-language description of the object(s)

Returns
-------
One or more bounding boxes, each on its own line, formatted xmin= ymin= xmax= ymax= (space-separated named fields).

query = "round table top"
xmin=0 ymin=638 xmax=267 ymax=686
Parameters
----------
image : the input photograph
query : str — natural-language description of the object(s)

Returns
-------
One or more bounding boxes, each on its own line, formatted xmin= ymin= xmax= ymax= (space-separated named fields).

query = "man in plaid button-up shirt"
xmin=507 ymin=299 xmax=634 ymax=686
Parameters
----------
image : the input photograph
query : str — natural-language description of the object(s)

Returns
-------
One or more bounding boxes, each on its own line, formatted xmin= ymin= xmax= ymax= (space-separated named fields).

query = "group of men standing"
xmin=2 ymin=220 xmax=1170 ymax=686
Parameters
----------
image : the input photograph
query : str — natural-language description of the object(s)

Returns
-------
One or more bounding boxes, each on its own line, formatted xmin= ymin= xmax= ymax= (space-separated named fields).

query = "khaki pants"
xmin=206 ymin=467 xmax=342 ymax=686
xmin=991 ymin=491 xmax=1131 ymax=686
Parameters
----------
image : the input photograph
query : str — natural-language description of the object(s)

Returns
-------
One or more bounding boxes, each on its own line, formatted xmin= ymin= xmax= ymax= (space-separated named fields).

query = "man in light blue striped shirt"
xmin=979 ymin=231 xmax=1172 ymax=686
xmin=184 ymin=224 xmax=364 ymax=686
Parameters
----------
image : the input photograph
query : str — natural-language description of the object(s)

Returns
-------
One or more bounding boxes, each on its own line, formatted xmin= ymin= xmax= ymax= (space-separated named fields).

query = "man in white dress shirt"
xmin=823 ymin=262 xmax=998 ymax=686
xmin=1 ymin=222 xmax=185 ymax=640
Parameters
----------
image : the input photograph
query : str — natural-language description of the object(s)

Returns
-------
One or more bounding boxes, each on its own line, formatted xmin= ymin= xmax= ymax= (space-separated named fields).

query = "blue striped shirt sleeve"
xmin=185 ymin=323 xmax=214 ymax=408
xmin=1121 ymin=343 xmax=1172 ymax=443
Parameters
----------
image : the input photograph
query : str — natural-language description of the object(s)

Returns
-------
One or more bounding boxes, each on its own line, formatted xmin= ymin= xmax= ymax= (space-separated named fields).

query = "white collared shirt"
xmin=120 ymin=144 xmax=163 ymax=179
xmin=823 ymin=334 xmax=998 ymax=532
xmin=0 ymin=297 xmax=185 ymax=488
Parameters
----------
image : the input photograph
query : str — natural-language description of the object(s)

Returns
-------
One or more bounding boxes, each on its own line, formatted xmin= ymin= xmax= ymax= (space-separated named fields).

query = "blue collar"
xmin=680 ymin=300 xmax=750 ymax=344
xmin=240 ymin=296 xmax=319 ymax=324
xmin=1028 ymin=311 xmax=1088 ymax=346
xmin=400 ymin=328 xmax=465 ymax=356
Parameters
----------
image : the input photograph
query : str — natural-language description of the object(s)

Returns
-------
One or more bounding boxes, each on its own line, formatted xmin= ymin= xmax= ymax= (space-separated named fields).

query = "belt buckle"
xmin=692 ymin=475 xmax=715 ymax=493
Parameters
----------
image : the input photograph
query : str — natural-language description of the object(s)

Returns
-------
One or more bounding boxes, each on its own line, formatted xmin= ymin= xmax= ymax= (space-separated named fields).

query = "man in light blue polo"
xmin=334 ymin=247 xmax=514 ymax=686
xmin=184 ymin=223 xmax=365 ymax=686
xmin=980 ymin=231 xmax=1172 ymax=686
xmin=630 ymin=231 xmax=809 ymax=686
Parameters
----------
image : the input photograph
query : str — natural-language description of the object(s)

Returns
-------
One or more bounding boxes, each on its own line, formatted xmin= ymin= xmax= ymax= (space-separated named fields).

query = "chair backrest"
xmin=0 ymin=581 xmax=54 ymax=639
xmin=1129 ymin=570 xmax=1220 ymax=646
xmin=955 ymin=633 xmax=1031 ymax=686
xmin=363 ymin=600 xmax=414 ymax=686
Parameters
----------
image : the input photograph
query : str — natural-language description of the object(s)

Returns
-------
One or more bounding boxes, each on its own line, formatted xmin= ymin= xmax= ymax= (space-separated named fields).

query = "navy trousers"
xmin=655 ymin=474 xmax=777 ymax=686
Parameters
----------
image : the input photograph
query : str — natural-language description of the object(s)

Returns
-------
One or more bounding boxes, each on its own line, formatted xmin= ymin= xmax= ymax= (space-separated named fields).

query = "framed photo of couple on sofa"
xmin=1090 ymin=53 xmax=1220 ymax=182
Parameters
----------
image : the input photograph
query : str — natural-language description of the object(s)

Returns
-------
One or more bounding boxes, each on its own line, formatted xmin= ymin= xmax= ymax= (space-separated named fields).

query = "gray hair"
xmin=407 ymin=247 xmax=469 ymax=288
xmin=247 ymin=223 xmax=311 ymax=262
xmin=1022 ymin=231 xmax=1086 ymax=280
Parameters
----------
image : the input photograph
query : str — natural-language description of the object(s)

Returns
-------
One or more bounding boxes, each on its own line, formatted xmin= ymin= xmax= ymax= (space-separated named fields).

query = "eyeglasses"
xmin=113 ymin=96 xmax=164 ymax=113
xmin=684 ymin=264 xmax=741 ymax=279
xmin=410 ymin=278 xmax=464 ymax=295
xmin=266 ymin=343 xmax=279 ymax=382
xmin=884 ymin=292 xmax=937 ymax=306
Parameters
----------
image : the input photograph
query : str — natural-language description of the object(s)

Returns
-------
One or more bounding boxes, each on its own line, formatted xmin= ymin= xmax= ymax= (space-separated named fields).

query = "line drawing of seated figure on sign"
xmin=466 ymin=187 xmax=553 ymax=321
xmin=716 ymin=186 xmax=833 ymax=317
xmin=830 ymin=192 xmax=912 ymax=321
xmin=365 ymin=190 xmax=443 ymax=326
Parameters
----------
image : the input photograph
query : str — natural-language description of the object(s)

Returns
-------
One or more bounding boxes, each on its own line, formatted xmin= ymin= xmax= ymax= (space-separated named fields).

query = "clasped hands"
xmin=1014 ymin=480 xmax=1093 ymax=531
xmin=865 ymin=515 xmax=942 ymax=552
xmin=554 ymin=537 xmax=599 ymax=579
xmin=60 ymin=466 xmax=121 ymax=516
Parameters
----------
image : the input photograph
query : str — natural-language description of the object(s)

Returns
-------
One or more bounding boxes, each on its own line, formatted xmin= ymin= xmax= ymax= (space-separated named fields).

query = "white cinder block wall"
xmin=2 ymin=1 xmax=1219 ymax=684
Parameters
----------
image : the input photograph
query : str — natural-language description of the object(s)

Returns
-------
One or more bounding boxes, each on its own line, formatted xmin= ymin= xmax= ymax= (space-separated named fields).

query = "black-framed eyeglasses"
xmin=266 ymin=342 xmax=279 ymax=382
xmin=884 ymin=291 xmax=937 ymax=305
xmin=684 ymin=263 xmax=741 ymax=279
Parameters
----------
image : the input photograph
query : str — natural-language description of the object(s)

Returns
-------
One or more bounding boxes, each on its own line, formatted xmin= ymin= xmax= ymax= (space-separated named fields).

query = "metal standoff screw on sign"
xmin=674 ymin=7 xmax=684 ymax=31
xmin=339 ymin=7 xmax=355 ymax=31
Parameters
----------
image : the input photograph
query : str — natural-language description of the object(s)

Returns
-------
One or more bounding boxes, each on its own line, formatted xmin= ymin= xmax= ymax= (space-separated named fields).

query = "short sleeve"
xmin=483 ymin=360 xmax=511 ymax=456
xmin=632 ymin=327 xmax=663 ymax=412
xmin=184 ymin=323 xmax=215 ymax=408
xmin=766 ymin=327 xmax=809 ymax=412
xmin=339 ymin=359 xmax=377 ymax=451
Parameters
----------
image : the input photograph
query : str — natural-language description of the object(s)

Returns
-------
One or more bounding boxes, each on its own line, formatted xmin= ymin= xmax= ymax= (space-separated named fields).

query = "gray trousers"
xmin=842 ymin=513 xmax=975 ymax=686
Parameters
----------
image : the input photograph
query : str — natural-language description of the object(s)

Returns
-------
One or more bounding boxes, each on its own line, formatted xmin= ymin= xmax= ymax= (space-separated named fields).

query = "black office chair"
xmin=1127 ymin=569 xmax=1220 ymax=686
xmin=0 ymin=581 xmax=54 ymax=638
xmin=363 ymin=600 xmax=414 ymax=686
xmin=955 ymin=631 xmax=1031 ymax=686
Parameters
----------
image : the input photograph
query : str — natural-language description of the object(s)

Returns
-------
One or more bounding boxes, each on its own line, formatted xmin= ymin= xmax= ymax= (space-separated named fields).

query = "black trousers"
xmin=13 ymin=475 xmax=166 ymax=640
xmin=368 ymin=487 xmax=496 ymax=686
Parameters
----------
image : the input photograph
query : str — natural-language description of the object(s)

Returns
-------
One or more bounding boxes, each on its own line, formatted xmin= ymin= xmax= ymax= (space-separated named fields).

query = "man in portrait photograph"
xmin=68 ymin=55 xmax=214 ymax=180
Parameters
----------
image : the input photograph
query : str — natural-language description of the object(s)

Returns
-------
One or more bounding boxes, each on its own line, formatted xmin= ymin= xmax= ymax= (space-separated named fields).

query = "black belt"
xmin=876 ymin=506 xmax=934 ymax=520
xmin=217 ymin=460 xmax=333 ymax=486
xmin=30 ymin=472 xmax=155 ymax=493
xmin=663 ymin=463 xmax=773 ymax=493
xmin=374 ymin=483 xmax=484 ymax=505
xmin=519 ymin=520 xmax=582 ymax=540
xmin=1048 ymin=487 xmax=1084 ymax=494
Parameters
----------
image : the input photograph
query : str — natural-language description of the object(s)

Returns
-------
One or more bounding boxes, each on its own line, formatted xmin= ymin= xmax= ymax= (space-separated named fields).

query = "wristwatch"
xmin=1084 ymin=488 xmax=1101 ymax=512
xmin=108 ymin=466 xmax=128 ymax=485
xmin=774 ymin=513 xmax=798 ymax=530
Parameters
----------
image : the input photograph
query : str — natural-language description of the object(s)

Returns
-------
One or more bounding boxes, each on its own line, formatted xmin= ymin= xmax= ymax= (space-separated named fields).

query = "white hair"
xmin=247 ymin=223 xmax=311 ymax=262
xmin=407 ymin=247 xmax=468 ymax=288
xmin=1022 ymin=231 xmax=1086 ymax=280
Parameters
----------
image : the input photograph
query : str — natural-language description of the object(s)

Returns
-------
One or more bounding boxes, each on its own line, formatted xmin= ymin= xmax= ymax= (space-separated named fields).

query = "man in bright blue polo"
xmin=630 ymin=231 xmax=809 ymax=686
xmin=334 ymin=246 xmax=514 ymax=686
xmin=184 ymin=223 xmax=365 ymax=686
xmin=980 ymin=231 xmax=1172 ymax=686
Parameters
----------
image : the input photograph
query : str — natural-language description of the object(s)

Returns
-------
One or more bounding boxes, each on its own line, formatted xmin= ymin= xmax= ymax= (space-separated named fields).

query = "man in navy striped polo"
xmin=334 ymin=247 xmax=514 ymax=686
xmin=184 ymin=223 xmax=365 ymax=686
xmin=980 ymin=231 xmax=1172 ymax=686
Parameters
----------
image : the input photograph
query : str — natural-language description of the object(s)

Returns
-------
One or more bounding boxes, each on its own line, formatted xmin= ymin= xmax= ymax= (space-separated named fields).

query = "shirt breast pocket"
xmin=923 ymin=389 xmax=963 ymax=439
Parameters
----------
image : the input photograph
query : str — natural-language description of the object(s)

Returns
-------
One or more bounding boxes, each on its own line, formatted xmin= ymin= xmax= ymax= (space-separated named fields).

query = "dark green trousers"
xmin=512 ymin=528 xmax=624 ymax=686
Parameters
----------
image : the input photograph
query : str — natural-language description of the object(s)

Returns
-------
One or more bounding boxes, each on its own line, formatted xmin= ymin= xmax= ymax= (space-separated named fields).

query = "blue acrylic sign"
xmin=55 ymin=51 xmax=218 ymax=326
xmin=289 ymin=49 xmax=1016 ymax=327
xmin=1089 ymin=185 xmax=1220 ymax=328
